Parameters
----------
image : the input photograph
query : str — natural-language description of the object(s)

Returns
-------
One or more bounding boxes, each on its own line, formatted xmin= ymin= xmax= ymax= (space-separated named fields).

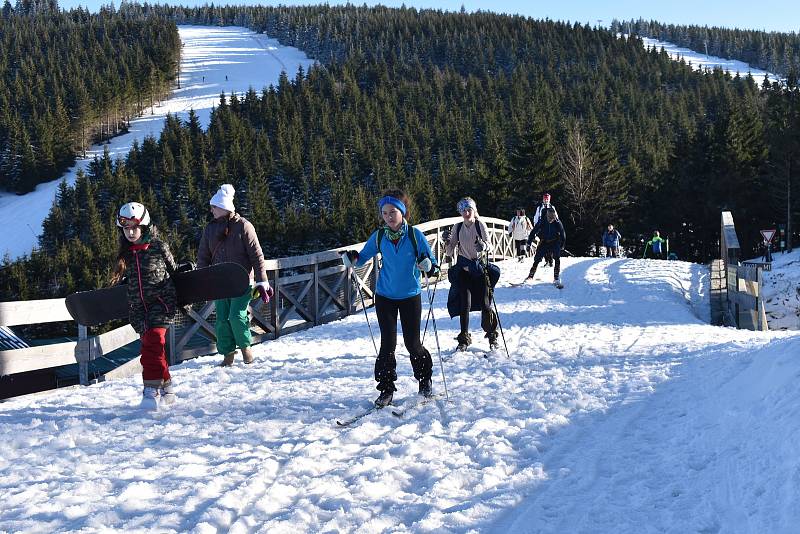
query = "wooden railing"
xmin=1 ymin=216 xmax=515 ymax=387
xmin=720 ymin=211 xmax=768 ymax=331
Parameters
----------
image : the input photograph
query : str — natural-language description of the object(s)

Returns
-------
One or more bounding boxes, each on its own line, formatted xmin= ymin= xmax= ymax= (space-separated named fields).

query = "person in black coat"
xmin=526 ymin=207 xmax=567 ymax=284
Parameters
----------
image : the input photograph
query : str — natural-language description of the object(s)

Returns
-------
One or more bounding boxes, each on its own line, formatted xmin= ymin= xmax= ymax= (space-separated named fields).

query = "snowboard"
xmin=65 ymin=262 xmax=251 ymax=326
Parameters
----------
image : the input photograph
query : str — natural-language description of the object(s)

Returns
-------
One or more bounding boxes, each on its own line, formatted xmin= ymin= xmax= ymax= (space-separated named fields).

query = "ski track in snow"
xmin=2 ymin=257 xmax=799 ymax=533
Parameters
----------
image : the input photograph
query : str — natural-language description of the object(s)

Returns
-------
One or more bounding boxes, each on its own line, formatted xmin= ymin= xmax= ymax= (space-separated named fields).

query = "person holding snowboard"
xmin=643 ymin=230 xmax=667 ymax=259
xmin=197 ymin=184 xmax=272 ymax=367
xmin=526 ymin=207 xmax=567 ymax=287
xmin=111 ymin=202 xmax=180 ymax=409
xmin=508 ymin=207 xmax=533 ymax=261
xmin=444 ymin=197 xmax=500 ymax=353
xmin=341 ymin=190 xmax=439 ymax=407
xmin=602 ymin=224 xmax=622 ymax=258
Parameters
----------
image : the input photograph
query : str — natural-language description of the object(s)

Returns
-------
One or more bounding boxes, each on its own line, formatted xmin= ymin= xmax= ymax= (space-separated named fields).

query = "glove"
xmin=475 ymin=240 xmax=487 ymax=253
xmin=252 ymin=281 xmax=274 ymax=304
xmin=417 ymin=257 xmax=432 ymax=274
xmin=427 ymin=263 xmax=441 ymax=278
xmin=442 ymin=229 xmax=452 ymax=241
xmin=341 ymin=250 xmax=359 ymax=268
xmin=176 ymin=261 xmax=195 ymax=273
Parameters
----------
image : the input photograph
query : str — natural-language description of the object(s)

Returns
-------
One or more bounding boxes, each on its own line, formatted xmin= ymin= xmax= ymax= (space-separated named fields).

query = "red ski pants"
xmin=140 ymin=327 xmax=171 ymax=382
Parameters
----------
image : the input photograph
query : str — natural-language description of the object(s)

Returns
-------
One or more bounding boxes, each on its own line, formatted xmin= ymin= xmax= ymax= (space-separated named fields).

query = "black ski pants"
xmin=514 ymin=239 xmax=528 ymax=258
xmin=529 ymin=242 xmax=562 ymax=280
xmin=457 ymin=269 xmax=498 ymax=338
xmin=374 ymin=293 xmax=433 ymax=391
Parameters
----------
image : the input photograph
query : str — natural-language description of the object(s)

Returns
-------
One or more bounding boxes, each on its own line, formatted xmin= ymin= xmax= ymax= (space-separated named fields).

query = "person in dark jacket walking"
xmin=602 ymin=224 xmax=622 ymax=258
xmin=197 ymin=184 xmax=273 ymax=367
xmin=444 ymin=197 xmax=499 ymax=352
xmin=111 ymin=202 xmax=180 ymax=410
xmin=342 ymin=190 xmax=439 ymax=407
xmin=526 ymin=207 xmax=567 ymax=286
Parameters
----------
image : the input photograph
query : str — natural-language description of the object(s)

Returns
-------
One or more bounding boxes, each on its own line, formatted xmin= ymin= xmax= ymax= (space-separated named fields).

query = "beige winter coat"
xmin=445 ymin=219 xmax=490 ymax=261
xmin=197 ymin=213 xmax=268 ymax=283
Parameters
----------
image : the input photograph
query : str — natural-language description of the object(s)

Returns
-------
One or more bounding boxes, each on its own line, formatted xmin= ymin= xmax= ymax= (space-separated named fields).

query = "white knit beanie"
xmin=210 ymin=184 xmax=235 ymax=212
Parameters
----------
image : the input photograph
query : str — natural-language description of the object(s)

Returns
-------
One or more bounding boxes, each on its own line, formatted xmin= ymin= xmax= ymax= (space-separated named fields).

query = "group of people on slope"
xmin=342 ymin=192 xmax=506 ymax=407
xmin=113 ymin=184 xmax=272 ymax=409
xmin=506 ymin=193 xmax=566 ymax=285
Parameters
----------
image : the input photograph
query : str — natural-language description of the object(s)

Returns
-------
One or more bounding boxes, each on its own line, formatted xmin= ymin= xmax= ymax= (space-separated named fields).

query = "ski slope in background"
xmin=0 ymin=26 xmax=314 ymax=261
xmin=2 ymin=257 xmax=798 ymax=533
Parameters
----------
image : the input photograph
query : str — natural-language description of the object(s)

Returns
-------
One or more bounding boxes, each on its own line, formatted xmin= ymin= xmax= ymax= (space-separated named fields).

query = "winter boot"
xmin=160 ymin=379 xmax=176 ymax=405
xmin=140 ymin=386 xmax=160 ymax=411
xmin=419 ymin=377 xmax=433 ymax=398
xmin=456 ymin=332 xmax=472 ymax=352
xmin=220 ymin=351 xmax=236 ymax=367
xmin=487 ymin=331 xmax=500 ymax=352
xmin=241 ymin=346 xmax=254 ymax=364
xmin=554 ymin=277 xmax=563 ymax=289
xmin=375 ymin=389 xmax=394 ymax=408
xmin=526 ymin=267 xmax=537 ymax=280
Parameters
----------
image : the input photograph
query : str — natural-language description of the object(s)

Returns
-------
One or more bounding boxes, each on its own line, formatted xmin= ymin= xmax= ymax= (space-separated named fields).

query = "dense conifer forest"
xmin=0 ymin=1 xmax=179 ymax=193
xmin=1 ymin=4 xmax=799 ymax=305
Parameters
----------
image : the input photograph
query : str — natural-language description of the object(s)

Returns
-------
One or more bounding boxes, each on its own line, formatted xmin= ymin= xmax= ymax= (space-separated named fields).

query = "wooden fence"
xmin=720 ymin=211 xmax=768 ymax=331
xmin=0 ymin=216 xmax=516 ymax=387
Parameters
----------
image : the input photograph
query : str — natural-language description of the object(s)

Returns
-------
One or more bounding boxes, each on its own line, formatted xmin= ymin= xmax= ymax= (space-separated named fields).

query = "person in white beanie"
xmin=197 ymin=184 xmax=273 ymax=366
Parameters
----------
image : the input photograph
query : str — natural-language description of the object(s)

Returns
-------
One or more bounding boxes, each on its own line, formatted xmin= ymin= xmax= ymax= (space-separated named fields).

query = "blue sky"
xmin=58 ymin=0 xmax=799 ymax=33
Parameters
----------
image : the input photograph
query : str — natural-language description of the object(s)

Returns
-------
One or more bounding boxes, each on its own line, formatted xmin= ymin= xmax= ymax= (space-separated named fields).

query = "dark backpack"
xmin=453 ymin=220 xmax=485 ymax=246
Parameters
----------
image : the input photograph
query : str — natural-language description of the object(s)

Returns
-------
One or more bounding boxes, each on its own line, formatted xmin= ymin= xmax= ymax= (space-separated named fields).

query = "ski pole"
xmin=421 ymin=269 xmax=440 ymax=344
xmin=424 ymin=272 xmax=449 ymax=401
xmin=482 ymin=251 xmax=511 ymax=358
xmin=350 ymin=267 xmax=379 ymax=359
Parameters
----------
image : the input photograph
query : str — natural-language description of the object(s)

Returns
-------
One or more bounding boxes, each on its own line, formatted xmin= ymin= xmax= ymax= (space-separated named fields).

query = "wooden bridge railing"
xmin=1 ymin=216 xmax=515 ymax=387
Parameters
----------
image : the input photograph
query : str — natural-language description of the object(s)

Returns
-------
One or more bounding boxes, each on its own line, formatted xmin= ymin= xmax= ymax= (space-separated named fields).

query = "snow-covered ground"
xmin=639 ymin=35 xmax=782 ymax=84
xmin=2 ymin=256 xmax=799 ymax=533
xmin=760 ymin=248 xmax=800 ymax=330
xmin=0 ymin=26 xmax=314 ymax=261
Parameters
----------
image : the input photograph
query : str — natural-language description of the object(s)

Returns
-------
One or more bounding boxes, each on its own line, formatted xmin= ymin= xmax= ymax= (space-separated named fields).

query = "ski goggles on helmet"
xmin=117 ymin=215 xmax=143 ymax=227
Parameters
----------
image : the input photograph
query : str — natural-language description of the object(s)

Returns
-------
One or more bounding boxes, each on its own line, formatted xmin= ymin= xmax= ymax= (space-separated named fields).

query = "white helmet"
xmin=116 ymin=202 xmax=150 ymax=227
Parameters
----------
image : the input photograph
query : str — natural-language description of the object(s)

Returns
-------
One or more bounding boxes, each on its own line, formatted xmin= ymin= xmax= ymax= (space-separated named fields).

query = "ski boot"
xmin=456 ymin=332 xmax=472 ymax=352
xmin=487 ymin=331 xmax=500 ymax=352
xmin=419 ymin=378 xmax=433 ymax=398
xmin=554 ymin=277 xmax=564 ymax=289
xmin=375 ymin=389 xmax=394 ymax=408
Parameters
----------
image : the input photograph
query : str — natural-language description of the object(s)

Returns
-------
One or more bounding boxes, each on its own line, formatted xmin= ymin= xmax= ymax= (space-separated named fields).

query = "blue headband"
xmin=378 ymin=196 xmax=407 ymax=216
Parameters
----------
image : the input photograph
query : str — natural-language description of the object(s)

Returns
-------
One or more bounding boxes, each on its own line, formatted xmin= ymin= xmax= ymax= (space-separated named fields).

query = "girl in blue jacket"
xmin=342 ymin=190 xmax=440 ymax=407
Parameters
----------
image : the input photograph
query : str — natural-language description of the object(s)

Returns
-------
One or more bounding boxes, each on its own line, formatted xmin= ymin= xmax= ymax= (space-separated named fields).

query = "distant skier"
xmin=602 ymin=224 xmax=622 ymax=258
xmin=533 ymin=193 xmax=559 ymax=266
xmin=111 ymin=202 xmax=180 ymax=410
xmin=197 ymin=184 xmax=272 ymax=367
xmin=526 ymin=207 xmax=566 ymax=288
xmin=508 ymin=207 xmax=533 ymax=261
xmin=643 ymin=230 xmax=667 ymax=259
xmin=341 ymin=189 xmax=439 ymax=408
xmin=444 ymin=197 xmax=500 ymax=352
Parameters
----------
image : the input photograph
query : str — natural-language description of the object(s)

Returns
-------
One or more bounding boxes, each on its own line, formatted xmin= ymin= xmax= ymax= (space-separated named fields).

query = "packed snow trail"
xmin=1 ymin=257 xmax=798 ymax=533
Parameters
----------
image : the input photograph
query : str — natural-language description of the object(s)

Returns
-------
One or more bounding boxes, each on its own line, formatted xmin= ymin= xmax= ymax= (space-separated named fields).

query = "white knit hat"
xmin=210 ymin=184 xmax=235 ymax=212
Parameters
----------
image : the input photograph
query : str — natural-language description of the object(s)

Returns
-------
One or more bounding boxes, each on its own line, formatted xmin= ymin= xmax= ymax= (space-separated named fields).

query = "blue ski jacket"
xmin=355 ymin=222 xmax=436 ymax=300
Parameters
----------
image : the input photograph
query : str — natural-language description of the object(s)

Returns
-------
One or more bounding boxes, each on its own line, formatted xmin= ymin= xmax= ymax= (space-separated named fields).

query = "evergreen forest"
xmin=1 ymin=4 xmax=799 ymax=307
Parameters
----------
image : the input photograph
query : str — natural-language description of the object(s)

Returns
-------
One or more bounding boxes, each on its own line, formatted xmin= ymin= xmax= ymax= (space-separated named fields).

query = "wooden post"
xmin=167 ymin=325 xmax=176 ymax=366
xmin=78 ymin=325 xmax=88 ymax=386
xmin=313 ymin=262 xmax=320 ymax=326
xmin=344 ymin=265 xmax=352 ymax=314
xmin=270 ymin=269 xmax=280 ymax=338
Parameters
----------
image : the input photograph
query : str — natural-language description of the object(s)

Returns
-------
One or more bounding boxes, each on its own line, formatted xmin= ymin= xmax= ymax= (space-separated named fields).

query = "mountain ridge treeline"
xmin=2 ymin=4 xmax=799 ymax=308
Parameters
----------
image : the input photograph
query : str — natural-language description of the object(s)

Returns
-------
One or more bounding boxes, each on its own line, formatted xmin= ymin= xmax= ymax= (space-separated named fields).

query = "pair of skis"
xmin=336 ymin=395 xmax=438 ymax=427
xmin=512 ymin=276 xmax=563 ymax=289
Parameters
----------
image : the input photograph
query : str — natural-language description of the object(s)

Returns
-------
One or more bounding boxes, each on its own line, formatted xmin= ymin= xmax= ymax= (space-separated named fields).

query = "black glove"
xmin=442 ymin=228 xmax=452 ymax=241
xmin=427 ymin=264 xmax=441 ymax=278
xmin=118 ymin=276 xmax=128 ymax=285
xmin=176 ymin=261 xmax=195 ymax=273
xmin=342 ymin=250 xmax=359 ymax=268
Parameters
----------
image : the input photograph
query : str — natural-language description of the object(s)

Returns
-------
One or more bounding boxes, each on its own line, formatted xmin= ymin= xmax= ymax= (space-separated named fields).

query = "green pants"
xmin=214 ymin=288 xmax=253 ymax=354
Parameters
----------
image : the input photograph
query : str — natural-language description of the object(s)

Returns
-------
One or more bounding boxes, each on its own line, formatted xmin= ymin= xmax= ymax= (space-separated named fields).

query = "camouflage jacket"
xmin=124 ymin=239 xmax=178 ymax=333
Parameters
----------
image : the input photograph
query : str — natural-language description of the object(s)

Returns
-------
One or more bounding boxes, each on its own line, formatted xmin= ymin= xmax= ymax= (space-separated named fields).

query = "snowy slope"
xmin=761 ymin=249 xmax=800 ymax=330
xmin=640 ymin=35 xmax=781 ymax=84
xmin=2 ymin=257 xmax=798 ymax=533
xmin=0 ymin=26 xmax=314 ymax=261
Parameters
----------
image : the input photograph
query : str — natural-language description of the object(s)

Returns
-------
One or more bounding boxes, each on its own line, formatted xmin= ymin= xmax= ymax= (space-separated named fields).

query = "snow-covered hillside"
xmin=2 ymin=257 xmax=798 ymax=533
xmin=639 ymin=35 xmax=781 ymax=84
xmin=0 ymin=26 xmax=314 ymax=261
xmin=762 ymin=248 xmax=800 ymax=330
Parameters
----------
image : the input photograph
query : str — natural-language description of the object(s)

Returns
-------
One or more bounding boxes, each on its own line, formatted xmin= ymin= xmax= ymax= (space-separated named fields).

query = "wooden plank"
xmin=0 ymin=298 xmax=73 ymax=327
xmin=75 ymin=325 xmax=138 ymax=362
xmin=100 ymin=356 xmax=143 ymax=382
xmin=0 ymin=341 xmax=80 ymax=375
xmin=279 ymin=271 xmax=314 ymax=285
